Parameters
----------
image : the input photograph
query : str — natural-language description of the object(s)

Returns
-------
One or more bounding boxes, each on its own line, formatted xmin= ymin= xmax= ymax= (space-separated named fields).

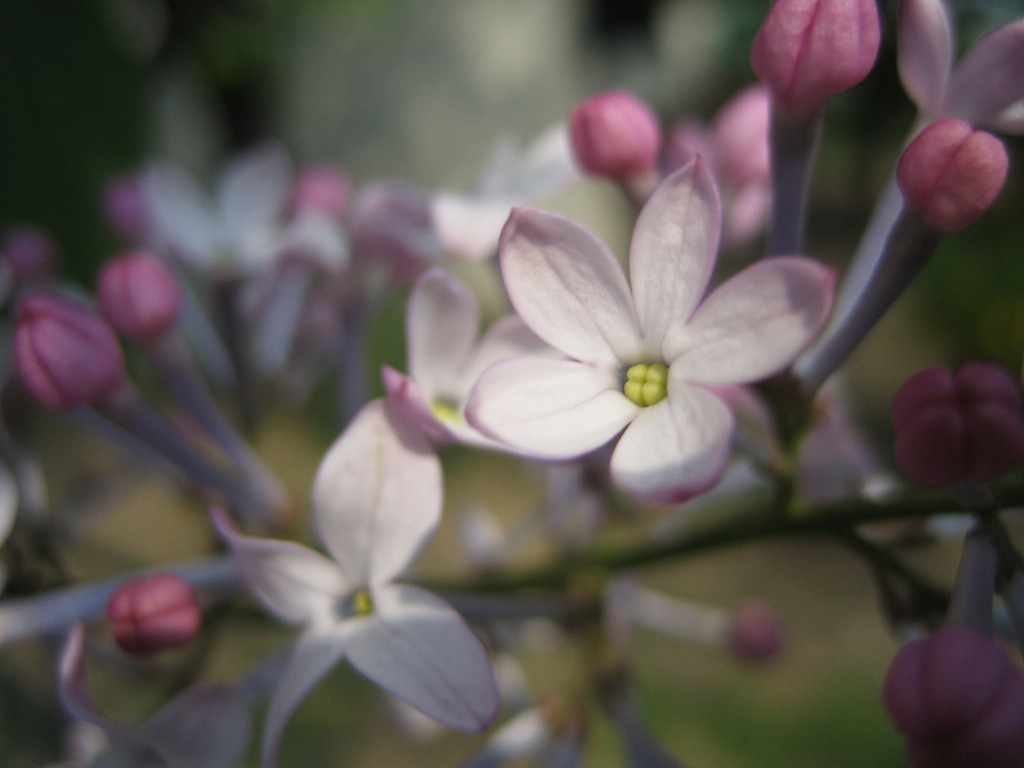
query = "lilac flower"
xmin=467 ymin=161 xmax=834 ymax=502
xmin=214 ymin=398 xmax=499 ymax=766
xmin=58 ymin=624 xmax=252 ymax=768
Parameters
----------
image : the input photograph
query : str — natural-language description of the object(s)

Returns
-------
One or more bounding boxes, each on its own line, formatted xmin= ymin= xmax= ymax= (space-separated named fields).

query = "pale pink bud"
xmin=897 ymin=119 xmax=1008 ymax=231
xmin=751 ymin=0 xmax=881 ymax=114
xmin=728 ymin=600 xmax=784 ymax=662
xmin=892 ymin=363 xmax=1024 ymax=487
xmin=569 ymin=91 xmax=662 ymax=179
xmin=102 ymin=176 xmax=150 ymax=242
xmin=107 ymin=572 xmax=201 ymax=656
xmin=97 ymin=251 xmax=183 ymax=343
xmin=883 ymin=624 xmax=1024 ymax=768
xmin=291 ymin=165 xmax=352 ymax=217
xmin=14 ymin=292 xmax=127 ymax=410
xmin=3 ymin=225 xmax=60 ymax=283
xmin=662 ymin=121 xmax=709 ymax=176
xmin=711 ymin=86 xmax=771 ymax=187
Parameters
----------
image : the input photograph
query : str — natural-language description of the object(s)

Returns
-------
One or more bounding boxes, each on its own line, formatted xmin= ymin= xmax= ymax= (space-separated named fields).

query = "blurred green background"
xmin=2 ymin=0 xmax=1024 ymax=766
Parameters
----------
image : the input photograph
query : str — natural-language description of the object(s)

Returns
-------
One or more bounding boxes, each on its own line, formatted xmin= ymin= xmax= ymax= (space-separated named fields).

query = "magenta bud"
xmin=897 ymin=119 xmax=1008 ymax=232
xmin=102 ymin=176 xmax=150 ymax=242
xmin=107 ymin=572 xmax=201 ymax=656
xmin=569 ymin=91 xmax=662 ymax=179
xmin=892 ymin=363 xmax=1024 ymax=487
xmin=14 ymin=292 xmax=127 ymax=410
xmin=292 ymin=165 xmax=352 ymax=217
xmin=97 ymin=251 xmax=183 ymax=343
xmin=728 ymin=600 xmax=784 ymax=662
xmin=751 ymin=0 xmax=881 ymax=114
xmin=883 ymin=624 xmax=1024 ymax=768
xmin=3 ymin=226 xmax=60 ymax=284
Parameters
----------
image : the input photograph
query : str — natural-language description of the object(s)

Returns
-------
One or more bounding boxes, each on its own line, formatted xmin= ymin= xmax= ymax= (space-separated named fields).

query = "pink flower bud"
xmin=102 ymin=176 xmax=150 ymax=242
xmin=892 ymin=363 xmax=1024 ymax=487
xmin=728 ymin=600 xmax=784 ymax=662
xmin=711 ymin=86 xmax=771 ymax=187
xmin=751 ymin=0 xmax=881 ymax=114
xmin=107 ymin=572 xmax=201 ymax=656
xmin=662 ymin=121 xmax=709 ymax=176
xmin=883 ymin=624 xmax=1024 ymax=768
xmin=3 ymin=226 xmax=60 ymax=284
xmin=897 ymin=119 xmax=1008 ymax=231
xmin=96 ymin=251 xmax=183 ymax=343
xmin=14 ymin=292 xmax=127 ymax=410
xmin=291 ymin=166 xmax=352 ymax=217
xmin=569 ymin=91 xmax=662 ymax=179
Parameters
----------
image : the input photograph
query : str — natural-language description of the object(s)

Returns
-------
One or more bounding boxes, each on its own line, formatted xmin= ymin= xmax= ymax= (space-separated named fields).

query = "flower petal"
xmin=218 ymin=143 xmax=292 ymax=248
xmin=408 ymin=268 xmax=481 ymax=399
xmin=312 ymin=398 xmax=442 ymax=586
xmin=347 ymin=584 xmax=499 ymax=732
xmin=670 ymin=256 xmax=834 ymax=384
xmin=629 ymin=160 xmax=721 ymax=359
xmin=460 ymin=315 xmax=561 ymax=400
xmin=610 ymin=383 xmax=733 ymax=503
xmin=898 ymin=0 xmax=953 ymax=116
xmin=382 ymin=365 xmax=455 ymax=446
xmin=499 ymin=207 xmax=643 ymax=367
xmin=139 ymin=683 xmax=252 ymax=768
xmin=212 ymin=507 xmax=348 ymax=626
xmin=143 ymin=163 xmax=220 ymax=268
xmin=466 ymin=357 xmax=637 ymax=459
xmin=431 ymin=194 xmax=515 ymax=261
xmin=946 ymin=19 xmax=1024 ymax=132
xmin=58 ymin=624 xmax=133 ymax=740
xmin=261 ymin=624 xmax=356 ymax=768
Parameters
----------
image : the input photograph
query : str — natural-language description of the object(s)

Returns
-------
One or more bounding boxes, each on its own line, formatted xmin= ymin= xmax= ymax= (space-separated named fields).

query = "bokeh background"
xmin=2 ymin=0 xmax=1024 ymax=766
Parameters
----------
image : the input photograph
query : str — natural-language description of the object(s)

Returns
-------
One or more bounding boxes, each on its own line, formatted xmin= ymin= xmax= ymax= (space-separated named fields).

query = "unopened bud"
xmin=569 ymin=91 xmax=662 ymax=179
xmin=3 ymin=226 xmax=59 ymax=284
xmin=711 ymin=86 xmax=771 ymax=187
xmin=729 ymin=600 xmax=784 ymax=662
xmin=97 ymin=251 xmax=183 ymax=343
xmin=892 ymin=363 xmax=1024 ymax=487
xmin=751 ymin=0 xmax=881 ymax=114
xmin=292 ymin=166 xmax=352 ymax=217
xmin=107 ymin=572 xmax=201 ymax=656
xmin=102 ymin=176 xmax=150 ymax=242
xmin=897 ymin=119 xmax=1008 ymax=231
xmin=14 ymin=292 xmax=127 ymax=410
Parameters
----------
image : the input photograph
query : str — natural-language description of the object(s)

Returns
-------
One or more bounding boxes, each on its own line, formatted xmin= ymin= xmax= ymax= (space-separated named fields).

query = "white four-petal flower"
xmin=215 ymin=398 xmax=499 ymax=767
xmin=466 ymin=161 xmax=834 ymax=502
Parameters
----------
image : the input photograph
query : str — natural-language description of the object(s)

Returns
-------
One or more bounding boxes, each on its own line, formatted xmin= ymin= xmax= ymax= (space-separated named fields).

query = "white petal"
xmin=459 ymin=315 xmax=561 ymax=401
xmin=218 ymin=143 xmax=292 ymax=247
xmin=431 ymin=194 xmax=514 ymax=260
xmin=408 ymin=268 xmax=480 ymax=398
xmin=139 ymin=683 xmax=252 ymax=768
xmin=347 ymin=585 xmax=499 ymax=732
xmin=466 ymin=357 xmax=637 ymax=459
xmin=610 ymin=383 xmax=733 ymax=503
xmin=312 ymin=399 xmax=442 ymax=587
xmin=262 ymin=625 xmax=356 ymax=768
xmin=142 ymin=163 xmax=220 ymax=268
xmin=212 ymin=507 xmax=348 ymax=626
xmin=382 ymin=365 xmax=456 ymax=446
xmin=499 ymin=207 xmax=643 ymax=367
xmin=670 ymin=257 xmax=834 ymax=384
xmin=898 ymin=0 xmax=953 ymax=115
xmin=946 ymin=19 xmax=1024 ymax=131
xmin=505 ymin=121 xmax=581 ymax=199
xmin=629 ymin=160 xmax=721 ymax=360
xmin=58 ymin=625 xmax=132 ymax=741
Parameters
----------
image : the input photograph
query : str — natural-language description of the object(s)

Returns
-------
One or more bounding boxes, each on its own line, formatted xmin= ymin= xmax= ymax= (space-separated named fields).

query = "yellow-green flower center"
xmin=623 ymin=363 xmax=668 ymax=407
xmin=352 ymin=589 xmax=374 ymax=616
xmin=430 ymin=398 xmax=460 ymax=424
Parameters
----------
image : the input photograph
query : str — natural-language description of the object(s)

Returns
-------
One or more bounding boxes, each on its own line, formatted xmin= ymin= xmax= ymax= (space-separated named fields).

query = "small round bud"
xmin=14 ymin=292 xmax=127 ymax=410
xmin=897 ymin=119 xmax=1008 ymax=231
xmin=728 ymin=600 xmax=784 ymax=662
xmin=883 ymin=624 xmax=1024 ymax=768
xmin=292 ymin=166 xmax=352 ymax=217
xmin=751 ymin=0 xmax=881 ymax=114
xmin=102 ymin=176 xmax=150 ymax=242
xmin=3 ymin=226 xmax=60 ymax=284
xmin=892 ymin=363 xmax=1024 ymax=487
xmin=97 ymin=251 xmax=183 ymax=343
xmin=711 ymin=86 xmax=770 ymax=188
xmin=107 ymin=573 xmax=201 ymax=656
xmin=569 ymin=91 xmax=662 ymax=179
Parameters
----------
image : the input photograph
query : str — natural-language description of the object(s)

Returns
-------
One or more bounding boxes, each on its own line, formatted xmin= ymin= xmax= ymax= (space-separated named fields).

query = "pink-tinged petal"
xmin=499 ymin=207 xmax=643 ymax=367
xmin=382 ymin=365 xmax=456 ymax=446
xmin=610 ymin=383 xmax=733 ymax=503
xmin=946 ymin=19 xmax=1024 ymax=131
xmin=212 ymin=507 xmax=348 ymax=626
xmin=262 ymin=624 xmax=357 ymax=768
xmin=139 ymin=683 xmax=252 ymax=768
xmin=431 ymin=194 xmax=514 ymax=260
xmin=58 ymin=624 xmax=133 ymax=740
xmin=312 ymin=398 xmax=442 ymax=587
xmin=460 ymin=315 xmax=561 ymax=399
xmin=630 ymin=160 xmax=721 ymax=359
xmin=408 ymin=268 xmax=480 ymax=399
xmin=898 ymin=0 xmax=954 ymax=115
xmin=218 ymin=143 xmax=292 ymax=246
xmin=347 ymin=584 xmax=500 ymax=732
xmin=142 ymin=164 xmax=220 ymax=268
xmin=466 ymin=357 xmax=637 ymax=459
xmin=670 ymin=256 xmax=834 ymax=384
